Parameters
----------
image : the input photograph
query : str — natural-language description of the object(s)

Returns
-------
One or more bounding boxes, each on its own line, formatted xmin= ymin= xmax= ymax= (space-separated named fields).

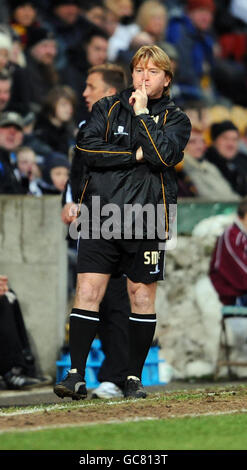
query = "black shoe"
xmin=124 ymin=376 xmax=147 ymax=399
xmin=54 ymin=370 xmax=87 ymax=400
xmin=4 ymin=367 xmax=50 ymax=390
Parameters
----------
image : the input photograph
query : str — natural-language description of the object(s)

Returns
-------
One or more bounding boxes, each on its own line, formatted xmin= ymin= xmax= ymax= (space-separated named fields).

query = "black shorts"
xmin=77 ymin=237 xmax=166 ymax=284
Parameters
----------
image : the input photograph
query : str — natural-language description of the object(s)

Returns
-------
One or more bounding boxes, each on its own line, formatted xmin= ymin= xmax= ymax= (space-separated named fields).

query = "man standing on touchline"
xmin=54 ymin=45 xmax=191 ymax=400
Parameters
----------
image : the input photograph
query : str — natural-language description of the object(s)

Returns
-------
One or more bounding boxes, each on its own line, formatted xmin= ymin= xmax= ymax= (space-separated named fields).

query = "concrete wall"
xmin=0 ymin=195 xmax=68 ymax=378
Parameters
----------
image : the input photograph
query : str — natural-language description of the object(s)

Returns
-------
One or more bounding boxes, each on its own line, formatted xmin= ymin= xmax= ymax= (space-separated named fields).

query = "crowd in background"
xmin=0 ymin=0 xmax=246 ymax=199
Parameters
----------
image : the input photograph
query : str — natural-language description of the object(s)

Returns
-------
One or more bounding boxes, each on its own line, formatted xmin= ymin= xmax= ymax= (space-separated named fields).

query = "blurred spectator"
xmin=34 ymin=85 xmax=76 ymax=156
xmin=0 ymin=274 xmax=51 ymax=390
xmin=0 ymin=70 xmax=11 ymax=112
xmin=105 ymin=0 xmax=139 ymax=62
xmin=22 ymin=110 xmax=57 ymax=161
xmin=62 ymin=27 xmax=109 ymax=123
xmin=166 ymin=0 xmax=217 ymax=104
xmin=14 ymin=146 xmax=42 ymax=196
xmin=44 ymin=0 xmax=96 ymax=69
xmin=0 ymin=111 xmax=28 ymax=194
xmin=0 ymin=28 xmax=30 ymax=114
xmin=177 ymin=126 xmax=240 ymax=199
xmin=9 ymin=0 xmax=41 ymax=50
xmin=81 ymin=0 xmax=106 ymax=29
xmin=38 ymin=152 xmax=70 ymax=195
xmin=135 ymin=0 xmax=168 ymax=43
xmin=211 ymin=0 xmax=247 ymax=106
xmin=25 ymin=26 xmax=60 ymax=112
xmin=205 ymin=120 xmax=247 ymax=196
xmin=209 ymin=196 xmax=247 ymax=306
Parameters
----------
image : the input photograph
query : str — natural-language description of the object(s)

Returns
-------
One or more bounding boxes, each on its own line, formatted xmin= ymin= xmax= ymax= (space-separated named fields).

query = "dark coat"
xmin=34 ymin=113 xmax=75 ymax=155
xmin=75 ymin=88 xmax=191 ymax=238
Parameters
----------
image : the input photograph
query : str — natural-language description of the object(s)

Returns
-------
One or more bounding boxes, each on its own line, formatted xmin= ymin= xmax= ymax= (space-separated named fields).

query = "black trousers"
xmin=98 ymin=277 xmax=130 ymax=389
xmin=0 ymin=292 xmax=35 ymax=376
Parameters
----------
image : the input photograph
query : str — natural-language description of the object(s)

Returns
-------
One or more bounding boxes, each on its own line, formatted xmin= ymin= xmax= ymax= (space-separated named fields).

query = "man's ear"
xmin=107 ymin=86 xmax=117 ymax=96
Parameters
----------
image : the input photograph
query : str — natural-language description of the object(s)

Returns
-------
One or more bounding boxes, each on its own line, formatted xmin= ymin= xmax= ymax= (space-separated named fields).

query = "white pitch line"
xmin=0 ymin=396 xmax=159 ymax=417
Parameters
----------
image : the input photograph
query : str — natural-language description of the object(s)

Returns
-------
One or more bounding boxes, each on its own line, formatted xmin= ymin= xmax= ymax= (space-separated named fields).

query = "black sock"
xmin=69 ymin=308 xmax=99 ymax=379
xmin=128 ymin=313 xmax=157 ymax=380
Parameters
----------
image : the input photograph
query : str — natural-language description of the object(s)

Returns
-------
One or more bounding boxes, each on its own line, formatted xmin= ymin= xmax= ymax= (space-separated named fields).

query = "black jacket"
xmin=74 ymin=88 xmax=191 ymax=238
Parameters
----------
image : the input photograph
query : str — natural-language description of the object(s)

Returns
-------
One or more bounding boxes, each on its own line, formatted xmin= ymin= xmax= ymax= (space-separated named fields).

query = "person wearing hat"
xmin=0 ymin=111 xmax=26 ymax=194
xmin=204 ymin=120 xmax=247 ymax=196
xmin=37 ymin=152 xmax=70 ymax=195
xmin=166 ymin=0 xmax=216 ymax=103
xmin=25 ymin=26 xmax=61 ymax=111
xmin=0 ymin=30 xmax=30 ymax=115
xmin=178 ymin=125 xmax=240 ymax=200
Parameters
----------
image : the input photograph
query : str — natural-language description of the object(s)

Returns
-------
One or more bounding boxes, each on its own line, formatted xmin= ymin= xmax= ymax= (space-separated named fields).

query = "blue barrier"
xmin=56 ymin=339 xmax=167 ymax=388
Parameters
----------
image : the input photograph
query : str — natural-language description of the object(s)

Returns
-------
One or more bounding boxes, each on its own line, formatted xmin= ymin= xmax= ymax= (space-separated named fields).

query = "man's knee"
xmin=75 ymin=273 xmax=109 ymax=308
xmin=128 ymin=282 xmax=156 ymax=312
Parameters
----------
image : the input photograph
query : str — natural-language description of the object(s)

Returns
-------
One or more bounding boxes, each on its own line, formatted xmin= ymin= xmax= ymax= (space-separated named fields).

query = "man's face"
xmin=13 ymin=4 xmax=36 ymax=27
xmin=54 ymin=5 xmax=80 ymax=24
xmin=214 ymin=130 xmax=239 ymax=160
xmin=50 ymin=166 xmax=69 ymax=192
xmin=83 ymin=72 xmax=112 ymax=111
xmin=55 ymin=97 xmax=73 ymax=122
xmin=17 ymin=150 xmax=36 ymax=176
xmin=86 ymin=36 xmax=108 ymax=67
xmin=132 ymin=58 xmax=170 ymax=99
xmin=31 ymin=40 xmax=57 ymax=65
xmin=0 ymin=125 xmax=23 ymax=151
xmin=189 ymin=8 xmax=214 ymax=31
xmin=0 ymin=80 xmax=11 ymax=111
xmin=186 ymin=131 xmax=206 ymax=159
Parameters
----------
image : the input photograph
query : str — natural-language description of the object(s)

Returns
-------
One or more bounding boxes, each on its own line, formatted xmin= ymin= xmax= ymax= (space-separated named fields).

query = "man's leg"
xmin=125 ymin=280 xmax=157 ymax=398
xmin=94 ymin=277 xmax=130 ymax=397
xmin=54 ymin=272 xmax=110 ymax=400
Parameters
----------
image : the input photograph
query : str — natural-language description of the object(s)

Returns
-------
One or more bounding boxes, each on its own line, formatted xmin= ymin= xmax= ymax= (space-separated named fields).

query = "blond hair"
xmin=130 ymin=45 xmax=173 ymax=95
xmin=136 ymin=1 xmax=167 ymax=30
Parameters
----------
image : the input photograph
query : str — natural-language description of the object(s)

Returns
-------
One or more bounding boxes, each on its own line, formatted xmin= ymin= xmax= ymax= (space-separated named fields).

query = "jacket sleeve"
xmin=135 ymin=109 xmax=191 ymax=169
xmin=76 ymin=100 xmax=136 ymax=169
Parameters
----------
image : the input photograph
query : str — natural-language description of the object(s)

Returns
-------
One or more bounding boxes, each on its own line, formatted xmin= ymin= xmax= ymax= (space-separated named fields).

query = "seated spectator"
xmin=82 ymin=0 xmax=106 ymax=29
xmin=0 ymin=111 xmax=26 ymax=194
xmin=34 ymin=85 xmax=76 ymax=156
xmin=178 ymin=125 xmax=240 ymax=200
xmin=209 ymin=196 xmax=247 ymax=306
xmin=25 ymin=26 xmax=60 ymax=112
xmin=37 ymin=152 xmax=70 ymax=195
xmin=14 ymin=146 xmax=42 ymax=196
xmin=62 ymin=27 xmax=109 ymax=123
xmin=0 ymin=69 xmax=12 ymax=113
xmin=22 ymin=110 xmax=56 ymax=160
xmin=166 ymin=0 xmax=217 ymax=104
xmin=43 ymin=0 xmax=96 ymax=70
xmin=0 ymin=274 xmax=51 ymax=390
xmin=104 ymin=0 xmax=139 ymax=62
xmin=0 ymin=28 xmax=29 ymax=114
xmin=9 ymin=0 xmax=41 ymax=50
xmin=204 ymin=120 xmax=247 ymax=196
